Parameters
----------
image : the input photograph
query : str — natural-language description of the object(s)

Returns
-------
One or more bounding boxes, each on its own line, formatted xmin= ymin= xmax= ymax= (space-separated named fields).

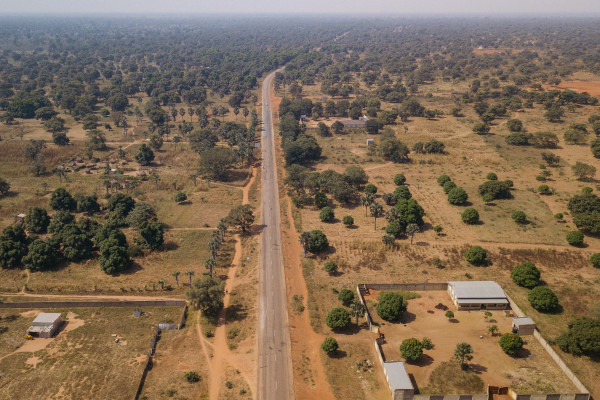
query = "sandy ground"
xmin=543 ymin=80 xmax=600 ymax=97
xmin=364 ymin=291 xmax=577 ymax=393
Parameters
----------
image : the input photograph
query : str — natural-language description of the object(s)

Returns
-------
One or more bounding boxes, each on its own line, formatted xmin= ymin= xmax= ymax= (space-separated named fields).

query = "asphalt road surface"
xmin=257 ymin=70 xmax=295 ymax=400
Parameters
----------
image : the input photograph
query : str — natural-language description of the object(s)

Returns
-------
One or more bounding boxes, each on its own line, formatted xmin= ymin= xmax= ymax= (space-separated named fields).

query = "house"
xmin=366 ymin=138 xmax=375 ymax=146
xmin=27 ymin=313 xmax=62 ymax=338
xmin=447 ymin=281 xmax=509 ymax=310
xmin=512 ymin=317 xmax=536 ymax=335
xmin=382 ymin=361 xmax=414 ymax=400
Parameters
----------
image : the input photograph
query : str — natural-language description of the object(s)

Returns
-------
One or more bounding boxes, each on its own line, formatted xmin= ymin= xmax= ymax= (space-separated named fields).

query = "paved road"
xmin=257 ymin=70 xmax=294 ymax=400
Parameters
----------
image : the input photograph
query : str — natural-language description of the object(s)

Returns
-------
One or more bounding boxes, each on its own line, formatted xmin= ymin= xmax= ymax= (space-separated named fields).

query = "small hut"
xmin=512 ymin=317 xmax=536 ymax=335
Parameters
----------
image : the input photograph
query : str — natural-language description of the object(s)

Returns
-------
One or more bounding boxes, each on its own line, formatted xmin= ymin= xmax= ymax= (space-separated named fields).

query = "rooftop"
xmin=383 ymin=362 xmax=414 ymax=391
xmin=32 ymin=313 xmax=62 ymax=325
xmin=513 ymin=317 xmax=535 ymax=326
xmin=448 ymin=281 xmax=507 ymax=300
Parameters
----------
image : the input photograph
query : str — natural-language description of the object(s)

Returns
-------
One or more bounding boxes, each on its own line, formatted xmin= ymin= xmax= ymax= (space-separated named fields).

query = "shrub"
xmin=554 ymin=213 xmax=564 ymax=220
xmin=445 ymin=310 xmax=454 ymax=319
xmin=566 ymin=231 xmax=584 ymax=246
xmin=461 ymin=208 xmax=479 ymax=224
xmin=442 ymin=180 xmax=457 ymax=194
xmin=308 ymin=230 xmax=329 ymax=253
xmin=472 ymin=122 xmax=490 ymax=135
xmin=499 ymin=333 xmax=524 ymax=355
xmin=486 ymin=172 xmax=498 ymax=181
xmin=175 ymin=192 xmax=187 ymax=203
xmin=324 ymin=261 xmax=337 ymax=274
xmin=511 ymin=211 xmax=527 ymax=223
xmin=448 ymin=187 xmax=468 ymax=205
xmin=528 ymin=286 xmax=559 ymax=312
xmin=506 ymin=132 xmax=533 ymax=146
xmin=315 ymin=192 xmax=328 ymax=209
xmin=376 ymin=291 xmax=407 ymax=322
xmin=504 ymin=179 xmax=514 ymax=188
xmin=394 ymin=174 xmax=406 ymax=186
xmin=479 ymin=180 xmax=511 ymax=200
xmin=421 ymin=337 xmax=433 ymax=350
xmin=326 ymin=307 xmax=351 ymax=330
xmin=184 ymin=371 xmax=201 ymax=383
xmin=437 ymin=174 xmax=451 ymax=186
xmin=322 ymin=337 xmax=339 ymax=355
xmin=556 ymin=317 xmax=600 ymax=356
xmin=385 ymin=221 xmax=403 ymax=238
xmin=344 ymin=165 xmax=368 ymax=187
xmin=319 ymin=206 xmax=335 ymax=223
xmin=507 ymin=119 xmax=523 ymax=132
xmin=510 ymin=262 xmax=541 ymax=288
xmin=537 ymin=184 xmax=551 ymax=195
xmin=24 ymin=207 xmax=50 ymax=233
xmin=394 ymin=185 xmax=412 ymax=200
xmin=590 ymin=253 xmax=600 ymax=268
xmin=400 ymin=338 xmax=423 ymax=361
xmin=364 ymin=183 xmax=377 ymax=195
xmin=464 ymin=246 xmax=487 ymax=265
xmin=342 ymin=215 xmax=354 ymax=227
xmin=50 ymin=188 xmax=76 ymax=211
xmin=338 ymin=289 xmax=355 ymax=304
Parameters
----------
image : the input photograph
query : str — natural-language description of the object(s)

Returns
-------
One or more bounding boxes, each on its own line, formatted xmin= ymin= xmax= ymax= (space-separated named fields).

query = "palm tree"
xmin=454 ymin=342 xmax=474 ymax=370
xmin=243 ymin=107 xmax=249 ymax=121
xmin=188 ymin=107 xmax=194 ymax=122
xmin=205 ymin=258 xmax=216 ymax=277
xmin=172 ymin=271 xmax=180 ymax=288
xmin=158 ymin=279 xmax=166 ymax=290
xmin=360 ymin=193 xmax=375 ymax=216
xmin=370 ymin=202 xmax=384 ymax=230
xmin=53 ymin=167 xmax=66 ymax=183
xmin=350 ymin=300 xmax=367 ymax=325
xmin=208 ymin=239 xmax=220 ymax=260
xmin=170 ymin=108 xmax=178 ymax=123
xmin=189 ymin=173 xmax=198 ymax=187
xmin=151 ymin=173 xmax=160 ymax=189
xmin=217 ymin=220 xmax=228 ymax=240
xmin=233 ymin=107 xmax=239 ymax=121
xmin=179 ymin=108 xmax=185 ymax=121
xmin=185 ymin=270 xmax=195 ymax=286
xmin=406 ymin=223 xmax=420 ymax=245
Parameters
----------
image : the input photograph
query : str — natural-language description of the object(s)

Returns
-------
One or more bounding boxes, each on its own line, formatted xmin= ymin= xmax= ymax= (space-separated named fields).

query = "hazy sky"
xmin=0 ymin=0 xmax=599 ymax=15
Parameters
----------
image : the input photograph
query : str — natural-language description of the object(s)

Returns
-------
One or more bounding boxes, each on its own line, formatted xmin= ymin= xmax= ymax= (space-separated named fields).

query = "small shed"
xmin=512 ymin=317 xmax=536 ymax=335
xmin=383 ymin=361 xmax=414 ymax=400
xmin=27 ymin=313 xmax=62 ymax=338
xmin=366 ymin=138 xmax=375 ymax=146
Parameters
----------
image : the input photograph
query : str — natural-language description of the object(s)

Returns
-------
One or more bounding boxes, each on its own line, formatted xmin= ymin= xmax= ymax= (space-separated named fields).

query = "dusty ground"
xmin=364 ymin=290 xmax=577 ymax=394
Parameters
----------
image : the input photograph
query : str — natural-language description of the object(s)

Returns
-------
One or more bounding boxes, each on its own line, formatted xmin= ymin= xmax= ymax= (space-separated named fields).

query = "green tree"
xmin=507 ymin=119 xmax=523 ymax=132
xmin=528 ymin=286 xmax=559 ymax=312
xmin=314 ymin=192 xmax=328 ymax=209
xmin=572 ymin=162 xmax=596 ymax=181
xmin=556 ymin=317 xmax=600 ymax=356
xmin=437 ymin=174 xmax=451 ymax=186
xmin=350 ymin=300 xmax=366 ymax=325
xmin=454 ymin=342 xmax=474 ymax=369
xmin=478 ymin=180 xmax=511 ymax=200
xmin=448 ymin=187 xmax=468 ymax=205
xmin=499 ymin=333 xmax=524 ymax=355
xmin=472 ymin=123 xmax=490 ymax=135
xmin=344 ymin=165 xmax=368 ymax=188
xmin=24 ymin=207 xmax=50 ymax=233
xmin=22 ymin=238 xmax=59 ymax=271
xmin=338 ymin=289 xmax=355 ymax=304
xmin=0 ymin=177 xmax=10 ymax=196
xmin=464 ymin=246 xmax=487 ymax=265
xmin=324 ymin=261 xmax=337 ymax=274
xmin=55 ymin=224 xmax=93 ymax=261
xmin=307 ymin=230 xmax=329 ymax=254
xmin=319 ymin=206 xmax=335 ymax=223
xmin=175 ymin=192 xmax=188 ymax=203
xmin=364 ymin=183 xmax=377 ymax=195
xmin=443 ymin=181 xmax=457 ymax=194
xmin=76 ymin=194 xmax=100 ymax=215
xmin=50 ymin=188 xmax=76 ymax=211
xmin=99 ymin=237 xmax=131 ymax=274
xmin=326 ymin=307 xmax=351 ymax=330
xmin=566 ymin=230 xmax=584 ymax=246
xmin=44 ymin=116 xmax=66 ymax=133
xmin=321 ymin=337 xmax=339 ymax=355
xmin=488 ymin=324 xmax=499 ymax=336
xmin=461 ymin=208 xmax=479 ymax=224
xmin=376 ymin=291 xmax=407 ymax=322
xmin=226 ymin=204 xmax=255 ymax=233
xmin=400 ymin=338 xmax=423 ymax=361
xmin=511 ymin=211 xmax=527 ymax=223
xmin=406 ymin=223 xmax=419 ymax=245
xmin=48 ymin=211 xmax=75 ymax=234
xmin=511 ymin=262 xmax=541 ymax=288
xmin=342 ymin=215 xmax=354 ymax=227
xmin=135 ymin=144 xmax=155 ymax=166
xmin=591 ymin=138 xmax=600 ymax=158
xmin=199 ymin=147 xmax=235 ymax=180
xmin=370 ymin=202 xmax=385 ymax=230
xmin=445 ymin=310 xmax=454 ymax=320
xmin=136 ymin=221 xmax=164 ymax=250
xmin=187 ymin=275 xmax=225 ymax=316
xmin=590 ymin=253 xmax=600 ymax=268
xmin=394 ymin=173 xmax=406 ymax=186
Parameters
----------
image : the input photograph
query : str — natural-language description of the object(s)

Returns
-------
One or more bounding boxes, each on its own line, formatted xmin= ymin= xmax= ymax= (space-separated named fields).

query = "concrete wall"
xmin=0 ymin=300 xmax=187 ymax=308
xmin=508 ymin=389 xmax=589 ymax=400
xmin=413 ymin=395 xmax=489 ymax=400
xmin=365 ymin=283 xmax=448 ymax=291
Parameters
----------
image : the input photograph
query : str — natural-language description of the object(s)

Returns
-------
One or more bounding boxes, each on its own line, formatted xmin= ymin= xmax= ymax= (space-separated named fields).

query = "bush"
xmin=528 ymin=286 xmax=559 ymax=312
xmin=344 ymin=165 xmax=368 ymax=187
xmin=338 ymin=289 xmax=355 ymax=303
xmin=511 ymin=211 xmax=527 ymax=223
xmin=448 ymin=187 xmax=468 ymax=205
xmin=464 ymin=246 xmax=487 ymax=265
xmin=394 ymin=174 xmax=406 ymax=186
xmin=321 ymin=337 xmax=339 ymax=355
xmin=537 ymin=184 xmax=551 ymax=195
xmin=394 ymin=185 xmax=412 ymax=200
xmin=400 ymin=338 xmax=423 ymax=361
xmin=324 ymin=261 xmax=337 ymax=274
xmin=499 ymin=333 xmax=524 ymax=355
xmin=385 ymin=221 xmax=403 ymax=238
xmin=442 ymin=180 xmax=457 ymax=194
xmin=175 ymin=192 xmax=187 ymax=203
xmin=506 ymin=132 xmax=533 ymax=146
xmin=556 ymin=317 xmax=600 ymax=356
xmin=308 ymin=230 xmax=329 ymax=253
xmin=319 ymin=206 xmax=335 ymax=223
xmin=445 ymin=310 xmax=454 ymax=319
xmin=461 ymin=208 xmax=479 ymax=224
xmin=486 ymin=172 xmax=498 ymax=181
xmin=315 ymin=192 xmax=328 ymax=209
xmin=50 ymin=188 xmax=76 ymax=211
xmin=24 ymin=207 xmax=50 ymax=233
xmin=507 ymin=119 xmax=523 ymax=132
xmin=478 ymin=180 xmax=511 ymax=200
xmin=510 ymin=262 xmax=541 ymax=288
xmin=364 ymin=183 xmax=377 ymax=195
xmin=342 ymin=215 xmax=354 ymax=227
xmin=566 ymin=230 xmax=584 ymax=246
xmin=376 ymin=291 xmax=407 ymax=322
xmin=184 ymin=371 xmax=201 ymax=383
xmin=326 ymin=307 xmax=351 ymax=330
xmin=421 ymin=337 xmax=433 ymax=350
xmin=590 ymin=253 xmax=600 ymax=268
xmin=437 ymin=174 xmax=451 ymax=186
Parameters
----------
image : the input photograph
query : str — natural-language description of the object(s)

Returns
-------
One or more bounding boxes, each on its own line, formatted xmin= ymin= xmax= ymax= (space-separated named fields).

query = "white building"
xmin=447 ymin=281 xmax=509 ymax=310
xmin=27 ymin=313 xmax=62 ymax=338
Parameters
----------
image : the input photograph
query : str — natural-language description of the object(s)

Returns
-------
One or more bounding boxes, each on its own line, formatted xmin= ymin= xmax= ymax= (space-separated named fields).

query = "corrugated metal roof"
xmin=32 ymin=313 xmax=61 ymax=325
xmin=513 ymin=317 xmax=535 ymax=326
xmin=448 ymin=281 xmax=507 ymax=300
xmin=457 ymin=298 xmax=509 ymax=304
xmin=384 ymin=362 xmax=413 ymax=390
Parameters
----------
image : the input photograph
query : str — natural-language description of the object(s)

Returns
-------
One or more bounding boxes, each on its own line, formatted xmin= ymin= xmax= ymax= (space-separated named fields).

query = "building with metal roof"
xmin=27 ymin=313 xmax=62 ymax=338
xmin=447 ymin=281 xmax=509 ymax=310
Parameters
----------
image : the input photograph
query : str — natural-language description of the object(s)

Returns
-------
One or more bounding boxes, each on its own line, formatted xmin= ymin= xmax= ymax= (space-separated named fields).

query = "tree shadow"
xmin=513 ymin=347 xmax=532 ymax=358
xmin=117 ymin=261 xmax=144 ymax=276
xmin=162 ymin=241 xmax=179 ymax=251
xmin=415 ymin=241 xmax=429 ymax=246
xmin=434 ymin=303 xmax=448 ymax=311
xmin=449 ymin=318 xmax=460 ymax=323
xmin=225 ymin=304 xmax=247 ymax=322
xmin=337 ymin=324 xmax=361 ymax=335
xmin=402 ymin=311 xmax=417 ymax=323
xmin=469 ymin=363 xmax=488 ymax=374
xmin=410 ymin=353 xmax=434 ymax=367
xmin=330 ymin=349 xmax=347 ymax=359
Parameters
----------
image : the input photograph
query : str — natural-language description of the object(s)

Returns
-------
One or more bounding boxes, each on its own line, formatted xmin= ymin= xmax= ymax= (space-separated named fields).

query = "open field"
xmin=0 ymin=306 xmax=183 ymax=400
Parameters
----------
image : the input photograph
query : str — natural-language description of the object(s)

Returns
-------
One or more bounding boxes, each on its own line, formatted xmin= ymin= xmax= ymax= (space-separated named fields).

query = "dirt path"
xmin=198 ymin=167 xmax=257 ymax=400
xmin=282 ymin=201 xmax=336 ymax=400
